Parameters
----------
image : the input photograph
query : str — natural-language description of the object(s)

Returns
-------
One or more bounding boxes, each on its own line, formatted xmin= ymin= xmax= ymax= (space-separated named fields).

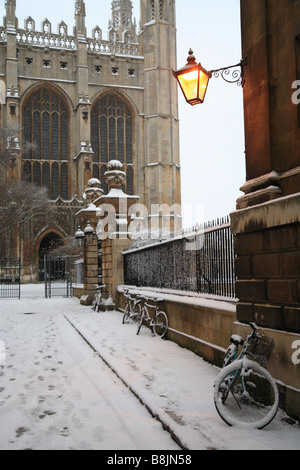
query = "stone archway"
xmin=38 ymin=232 xmax=64 ymax=282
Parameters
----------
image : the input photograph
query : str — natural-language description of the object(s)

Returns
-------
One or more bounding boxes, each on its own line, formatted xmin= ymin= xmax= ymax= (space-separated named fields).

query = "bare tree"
xmin=0 ymin=180 xmax=55 ymax=237
xmin=47 ymin=236 xmax=83 ymax=262
xmin=0 ymin=125 xmax=54 ymax=237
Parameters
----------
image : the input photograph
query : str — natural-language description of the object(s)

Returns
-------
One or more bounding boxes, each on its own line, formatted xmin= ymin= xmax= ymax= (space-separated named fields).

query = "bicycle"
xmin=122 ymin=290 xmax=142 ymax=324
xmin=136 ymin=296 xmax=168 ymax=339
xmin=214 ymin=322 xmax=279 ymax=429
xmin=91 ymin=284 xmax=107 ymax=312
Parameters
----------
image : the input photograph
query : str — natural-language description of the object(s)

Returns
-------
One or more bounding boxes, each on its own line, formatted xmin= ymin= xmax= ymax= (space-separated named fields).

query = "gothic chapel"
xmin=0 ymin=0 xmax=181 ymax=281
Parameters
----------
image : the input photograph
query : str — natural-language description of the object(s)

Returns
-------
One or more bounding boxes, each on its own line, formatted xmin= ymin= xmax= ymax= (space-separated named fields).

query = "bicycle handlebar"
xmin=246 ymin=322 xmax=260 ymax=342
xmin=249 ymin=322 xmax=259 ymax=331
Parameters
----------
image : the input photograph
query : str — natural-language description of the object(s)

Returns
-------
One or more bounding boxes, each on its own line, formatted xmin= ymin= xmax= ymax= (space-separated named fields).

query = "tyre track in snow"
xmin=63 ymin=314 xmax=189 ymax=451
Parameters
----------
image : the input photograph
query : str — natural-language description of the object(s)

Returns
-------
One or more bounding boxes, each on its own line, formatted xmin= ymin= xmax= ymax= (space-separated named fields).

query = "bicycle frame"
xmin=224 ymin=323 xmax=259 ymax=365
xmin=136 ymin=297 xmax=167 ymax=338
xmin=215 ymin=322 xmax=279 ymax=428
xmin=132 ymin=296 xmax=142 ymax=314
xmin=92 ymin=284 xmax=106 ymax=311
xmin=122 ymin=291 xmax=142 ymax=323
xmin=142 ymin=301 xmax=159 ymax=326
xmin=223 ymin=323 xmax=261 ymax=395
xmin=124 ymin=294 xmax=142 ymax=314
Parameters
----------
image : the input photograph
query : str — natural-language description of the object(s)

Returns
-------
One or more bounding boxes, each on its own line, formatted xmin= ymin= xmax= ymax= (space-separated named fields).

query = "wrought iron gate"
xmin=0 ymin=258 xmax=21 ymax=299
xmin=44 ymin=255 xmax=73 ymax=298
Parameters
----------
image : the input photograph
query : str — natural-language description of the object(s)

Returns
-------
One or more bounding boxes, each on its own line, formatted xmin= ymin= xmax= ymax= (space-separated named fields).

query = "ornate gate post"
xmin=94 ymin=160 xmax=139 ymax=308
xmin=76 ymin=178 xmax=103 ymax=305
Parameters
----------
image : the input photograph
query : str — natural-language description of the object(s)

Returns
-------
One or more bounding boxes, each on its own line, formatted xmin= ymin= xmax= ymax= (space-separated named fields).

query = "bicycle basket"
xmin=247 ymin=333 xmax=274 ymax=365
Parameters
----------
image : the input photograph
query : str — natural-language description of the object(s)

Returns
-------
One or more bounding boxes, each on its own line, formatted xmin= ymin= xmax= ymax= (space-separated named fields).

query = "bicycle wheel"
xmin=136 ymin=309 xmax=146 ymax=335
xmin=122 ymin=304 xmax=131 ymax=324
xmin=214 ymin=359 xmax=279 ymax=429
xmin=222 ymin=345 xmax=237 ymax=367
xmin=153 ymin=311 xmax=168 ymax=339
xmin=132 ymin=302 xmax=142 ymax=324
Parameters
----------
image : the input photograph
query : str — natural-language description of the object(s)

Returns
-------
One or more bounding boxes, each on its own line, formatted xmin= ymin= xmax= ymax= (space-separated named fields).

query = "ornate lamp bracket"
xmin=210 ymin=56 xmax=247 ymax=87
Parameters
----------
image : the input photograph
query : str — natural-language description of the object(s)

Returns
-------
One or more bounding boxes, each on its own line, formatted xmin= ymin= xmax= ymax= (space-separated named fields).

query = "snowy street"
xmin=0 ymin=284 xmax=299 ymax=451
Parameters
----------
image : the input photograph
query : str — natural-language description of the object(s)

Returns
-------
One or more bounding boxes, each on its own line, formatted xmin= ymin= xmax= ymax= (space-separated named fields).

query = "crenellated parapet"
xmin=1 ymin=0 xmax=140 ymax=57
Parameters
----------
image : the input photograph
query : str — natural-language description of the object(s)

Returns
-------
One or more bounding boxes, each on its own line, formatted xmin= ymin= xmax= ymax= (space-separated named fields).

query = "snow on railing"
xmin=123 ymin=215 xmax=236 ymax=299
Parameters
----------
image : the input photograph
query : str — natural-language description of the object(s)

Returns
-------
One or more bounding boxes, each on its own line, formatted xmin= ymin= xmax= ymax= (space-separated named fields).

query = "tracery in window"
xmin=91 ymin=93 xmax=134 ymax=195
xmin=22 ymin=86 xmax=70 ymax=200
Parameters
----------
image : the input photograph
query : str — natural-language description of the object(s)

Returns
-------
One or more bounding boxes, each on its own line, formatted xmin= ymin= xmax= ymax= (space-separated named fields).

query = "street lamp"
xmin=173 ymin=49 xmax=247 ymax=106
xmin=75 ymin=226 xmax=85 ymax=247
xmin=75 ymin=222 xmax=96 ymax=246
xmin=84 ymin=222 xmax=95 ymax=246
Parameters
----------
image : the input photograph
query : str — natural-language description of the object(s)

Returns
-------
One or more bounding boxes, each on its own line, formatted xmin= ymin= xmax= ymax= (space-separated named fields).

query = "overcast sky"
xmin=1 ymin=0 xmax=245 ymax=228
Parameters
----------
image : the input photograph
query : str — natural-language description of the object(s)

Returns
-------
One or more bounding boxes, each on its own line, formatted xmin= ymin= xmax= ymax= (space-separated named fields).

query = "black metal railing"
xmin=123 ymin=216 xmax=236 ymax=298
xmin=0 ymin=258 xmax=21 ymax=299
xmin=44 ymin=255 xmax=73 ymax=298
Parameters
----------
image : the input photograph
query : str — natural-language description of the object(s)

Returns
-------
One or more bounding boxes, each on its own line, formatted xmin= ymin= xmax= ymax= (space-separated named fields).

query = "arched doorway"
xmin=38 ymin=232 xmax=64 ymax=282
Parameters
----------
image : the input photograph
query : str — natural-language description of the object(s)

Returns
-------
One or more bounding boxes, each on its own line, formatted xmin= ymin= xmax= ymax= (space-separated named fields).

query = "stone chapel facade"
xmin=0 ymin=0 xmax=181 ymax=281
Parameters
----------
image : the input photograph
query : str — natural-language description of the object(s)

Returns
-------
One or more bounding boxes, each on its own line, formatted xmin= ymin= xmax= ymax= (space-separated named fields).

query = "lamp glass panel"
xmin=177 ymin=69 xmax=199 ymax=103
xmin=198 ymin=70 xmax=210 ymax=102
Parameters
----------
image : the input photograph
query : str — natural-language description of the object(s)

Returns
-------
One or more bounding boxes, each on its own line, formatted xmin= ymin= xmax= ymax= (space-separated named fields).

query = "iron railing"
xmin=44 ymin=255 xmax=73 ymax=298
xmin=0 ymin=258 xmax=21 ymax=299
xmin=123 ymin=216 xmax=236 ymax=298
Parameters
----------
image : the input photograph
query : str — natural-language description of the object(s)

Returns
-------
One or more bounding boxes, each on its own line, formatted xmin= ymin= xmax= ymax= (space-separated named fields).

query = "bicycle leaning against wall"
xmin=136 ymin=297 xmax=168 ymax=339
xmin=214 ymin=322 xmax=279 ymax=429
xmin=122 ymin=289 xmax=143 ymax=324
xmin=91 ymin=284 xmax=107 ymax=312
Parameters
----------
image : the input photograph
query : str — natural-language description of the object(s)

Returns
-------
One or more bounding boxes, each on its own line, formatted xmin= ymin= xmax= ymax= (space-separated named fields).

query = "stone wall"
xmin=231 ymin=194 xmax=300 ymax=334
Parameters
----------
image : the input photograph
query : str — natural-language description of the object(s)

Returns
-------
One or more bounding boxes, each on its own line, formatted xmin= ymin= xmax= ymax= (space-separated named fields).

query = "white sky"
xmin=0 ymin=0 xmax=245 ymax=227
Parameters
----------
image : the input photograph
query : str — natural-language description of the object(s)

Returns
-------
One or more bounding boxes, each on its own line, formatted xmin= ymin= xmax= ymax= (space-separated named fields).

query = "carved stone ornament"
xmin=105 ymin=160 xmax=126 ymax=189
xmin=84 ymin=178 xmax=103 ymax=205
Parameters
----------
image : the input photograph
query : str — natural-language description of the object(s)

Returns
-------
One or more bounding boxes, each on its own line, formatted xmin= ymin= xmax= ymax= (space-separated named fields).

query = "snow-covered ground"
xmin=0 ymin=284 xmax=299 ymax=451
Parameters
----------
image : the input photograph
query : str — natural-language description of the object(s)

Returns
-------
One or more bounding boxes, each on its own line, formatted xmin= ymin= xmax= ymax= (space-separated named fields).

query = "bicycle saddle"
xmin=230 ymin=334 xmax=244 ymax=346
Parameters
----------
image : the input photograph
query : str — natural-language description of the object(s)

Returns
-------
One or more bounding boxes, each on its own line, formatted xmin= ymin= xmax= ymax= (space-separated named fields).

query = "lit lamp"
xmin=174 ymin=49 xmax=247 ymax=106
xmin=173 ymin=49 xmax=211 ymax=105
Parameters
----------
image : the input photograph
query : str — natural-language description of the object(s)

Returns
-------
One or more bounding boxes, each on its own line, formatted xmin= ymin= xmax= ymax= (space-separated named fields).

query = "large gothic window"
xmin=22 ymin=86 xmax=69 ymax=200
xmin=91 ymin=94 xmax=134 ymax=194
